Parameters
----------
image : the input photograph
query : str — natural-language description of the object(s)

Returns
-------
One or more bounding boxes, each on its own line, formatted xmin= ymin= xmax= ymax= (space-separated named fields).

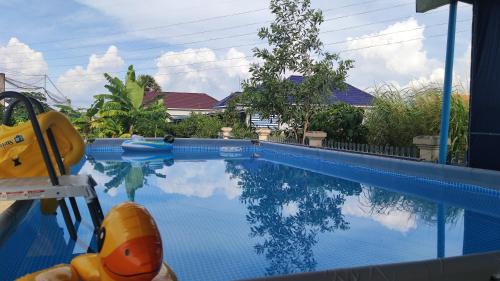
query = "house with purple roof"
xmin=215 ymin=75 xmax=374 ymax=129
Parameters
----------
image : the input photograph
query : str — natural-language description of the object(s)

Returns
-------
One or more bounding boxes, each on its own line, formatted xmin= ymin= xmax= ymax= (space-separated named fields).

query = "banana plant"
xmin=96 ymin=65 xmax=146 ymax=135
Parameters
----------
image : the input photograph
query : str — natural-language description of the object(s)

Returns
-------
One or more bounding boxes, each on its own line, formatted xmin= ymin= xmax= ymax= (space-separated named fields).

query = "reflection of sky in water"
xmin=2 ymin=153 xmax=500 ymax=281
xmin=149 ymin=161 xmax=241 ymax=199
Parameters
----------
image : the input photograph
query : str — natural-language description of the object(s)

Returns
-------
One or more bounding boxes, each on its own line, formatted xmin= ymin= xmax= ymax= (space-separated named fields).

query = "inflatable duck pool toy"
xmin=17 ymin=202 xmax=177 ymax=281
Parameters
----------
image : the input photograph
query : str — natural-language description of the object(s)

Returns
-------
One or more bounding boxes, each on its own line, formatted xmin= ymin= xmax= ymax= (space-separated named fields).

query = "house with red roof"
xmin=144 ymin=91 xmax=219 ymax=120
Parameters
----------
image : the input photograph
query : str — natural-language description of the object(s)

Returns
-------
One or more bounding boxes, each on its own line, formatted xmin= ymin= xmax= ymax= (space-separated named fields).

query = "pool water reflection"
xmin=1 ymin=151 xmax=500 ymax=281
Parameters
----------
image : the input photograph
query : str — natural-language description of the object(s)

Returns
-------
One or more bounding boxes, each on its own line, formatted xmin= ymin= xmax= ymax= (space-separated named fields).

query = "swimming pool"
xmin=1 ymin=139 xmax=500 ymax=280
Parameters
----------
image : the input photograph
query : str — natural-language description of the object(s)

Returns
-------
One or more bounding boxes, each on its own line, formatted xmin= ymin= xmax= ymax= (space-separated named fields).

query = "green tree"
xmin=309 ymin=103 xmax=367 ymax=143
xmin=137 ymin=74 xmax=162 ymax=93
xmin=167 ymin=113 xmax=223 ymax=138
xmin=57 ymin=98 xmax=103 ymax=139
xmin=217 ymin=98 xmax=256 ymax=139
xmin=243 ymin=0 xmax=352 ymax=143
xmin=8 ymin=92 xmax=51 ymax=125
xmin=133 ymin=101 xmax=170 ymax=137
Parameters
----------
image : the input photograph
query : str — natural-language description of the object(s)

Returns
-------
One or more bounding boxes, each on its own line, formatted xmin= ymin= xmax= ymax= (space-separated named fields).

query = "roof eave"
xmin=416 ymin=0 xmax=473 ymax=13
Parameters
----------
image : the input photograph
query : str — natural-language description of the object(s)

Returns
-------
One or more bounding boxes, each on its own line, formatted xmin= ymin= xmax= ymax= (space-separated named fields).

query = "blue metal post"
xmin=438 ymin=0 xmax=458 ymax=164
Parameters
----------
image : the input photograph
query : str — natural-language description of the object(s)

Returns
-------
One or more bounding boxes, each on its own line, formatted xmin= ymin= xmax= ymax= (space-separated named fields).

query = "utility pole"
xmin=0 ymin=73 xmax=5 ymax=93
xmin=0 ymin=73 xmax=5 ymax=106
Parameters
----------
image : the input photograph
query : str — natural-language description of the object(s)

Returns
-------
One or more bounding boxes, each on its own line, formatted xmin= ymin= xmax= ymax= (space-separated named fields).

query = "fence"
xmin=268 ymin=136 xmax=468 ymax=165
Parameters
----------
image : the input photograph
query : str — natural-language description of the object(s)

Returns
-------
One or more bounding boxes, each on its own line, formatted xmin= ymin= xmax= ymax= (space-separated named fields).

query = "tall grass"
xmin=364 ymin=84 xmax=469 ymax=156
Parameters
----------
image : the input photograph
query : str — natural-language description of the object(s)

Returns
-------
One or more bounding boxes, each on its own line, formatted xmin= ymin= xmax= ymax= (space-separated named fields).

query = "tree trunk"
xmin=129 ymin=124 xmax=134 ymax=135
xmin=302 ymin=116 xmax=309 ymax=145
xmin=302 ymin=112 xmax=309 ymax=144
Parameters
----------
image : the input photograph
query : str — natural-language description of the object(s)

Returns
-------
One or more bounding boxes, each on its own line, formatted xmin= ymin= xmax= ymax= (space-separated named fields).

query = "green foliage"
xmin=9 ymin=92 xmax=51 ymax=125
xmin=133 ymin=101 xmax=170 ymax=137
xmin=137 ymin=74 xmax=162 ymax=93
xmin=57 ymin=97 xmax=103 ymax=139
xmin=309 ymin=103 xmax=367 ymax=143
xmin=93 ymin=65 xmax=168 ymax=137
xmin=56 ymin=66 xmax=169 ymax=138
xmin=167 ymin=113 xmax=223 ymax=138
xmin=125 ymin=65 xmax=145 ymax=109
xmin=217 ymin=98 xmax=256 ymax=139
xmin=364 ymin=84 xmax=469 ymax=156
xmin=243 ymin=0 xmax=352 ymax=143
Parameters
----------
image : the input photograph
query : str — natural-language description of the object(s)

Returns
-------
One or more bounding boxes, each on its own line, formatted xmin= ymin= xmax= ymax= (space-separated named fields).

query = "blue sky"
xmin=0 ymin=0 xmax=473 ymax=106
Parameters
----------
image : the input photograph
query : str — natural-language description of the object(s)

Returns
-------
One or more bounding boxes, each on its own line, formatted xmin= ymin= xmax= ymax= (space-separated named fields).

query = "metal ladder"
xmin=0 ymin=91 xmax=104 ymax=240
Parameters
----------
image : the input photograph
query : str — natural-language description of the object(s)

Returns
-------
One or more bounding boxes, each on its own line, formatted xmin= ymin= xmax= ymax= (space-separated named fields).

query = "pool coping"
xmin=237 ymin=250 xmax=500 ymax=281
xmin=261 ymin=141 xmax=500 ymax=191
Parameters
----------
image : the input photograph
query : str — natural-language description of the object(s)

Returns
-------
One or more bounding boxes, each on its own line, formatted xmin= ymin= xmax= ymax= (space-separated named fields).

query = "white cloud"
xmin=154 ymin=47 xmax=250 ymax=99
xmin=56 ymin=46 xmax=124 ymax=107
xmin=343 ymin=194 xmax=417 ymax=234
xmin=405 ymin=44 xmax=472 ymax=90
xmin=345 ymin=18 xmax=441 ymax=87
xmin=149 ymin=160 xmax=242 ymax=199
xmin=0 ymin=37 xmax=48 ymax=76
xmin=405 ymin=67 xmax=445 ymax=88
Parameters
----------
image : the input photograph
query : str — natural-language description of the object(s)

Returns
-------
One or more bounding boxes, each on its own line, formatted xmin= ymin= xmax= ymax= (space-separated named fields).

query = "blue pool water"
xmin=2 ymin=148 xmax=500 ymax=280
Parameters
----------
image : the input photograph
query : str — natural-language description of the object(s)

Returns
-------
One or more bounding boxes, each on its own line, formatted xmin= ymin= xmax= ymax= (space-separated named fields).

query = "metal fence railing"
xmin=268 ymin=136 xmax=419 ymax=159
xmin=268 ymin=136 xmax=467 ymax=165
xmin=322 ymin=140 xmax=419 ymax=159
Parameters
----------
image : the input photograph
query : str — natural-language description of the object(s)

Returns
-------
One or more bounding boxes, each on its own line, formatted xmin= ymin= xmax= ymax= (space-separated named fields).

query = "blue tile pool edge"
xmin=86 ymin=138 xmax=258 ymax=153
xmin=260 ymin=142 xmax=500 ymax=192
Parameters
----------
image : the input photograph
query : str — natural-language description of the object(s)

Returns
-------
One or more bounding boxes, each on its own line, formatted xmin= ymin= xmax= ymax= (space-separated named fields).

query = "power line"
xmin=5 ymin=76 xmax=70 ymax=104
xmin=2 ymin=9 xmax=456 ymax=70
xmin=2 ymin=17 xmax=470 ymax=76
xmin=53 ymin=29 xmax=467 ymax=85
xmin=6 ymin=0 xmax=417 ymax=58
xmin=9 ymin=0 xmax=400 ymax=49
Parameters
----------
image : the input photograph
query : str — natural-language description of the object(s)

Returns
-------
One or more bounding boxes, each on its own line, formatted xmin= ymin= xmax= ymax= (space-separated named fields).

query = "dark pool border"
xmin=0 ymin=200 xmax=33 ymax=246
xmin=261 ymin=142 xmax=500 ymax=191
xmin=238 ymin=250 xmax=500 ymax=281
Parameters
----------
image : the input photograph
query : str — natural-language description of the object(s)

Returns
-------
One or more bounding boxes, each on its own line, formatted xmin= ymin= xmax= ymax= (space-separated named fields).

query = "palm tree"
xmin=137 ymin=74 xmax=162 ymax=93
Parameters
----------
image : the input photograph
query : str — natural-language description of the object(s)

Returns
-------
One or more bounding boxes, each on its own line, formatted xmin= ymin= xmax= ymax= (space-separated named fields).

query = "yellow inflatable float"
xmin=0 ymin=111 xmax=84 ymax=178
xmin=17 ymin=202 xmax=178 ymax=281
xmin=0 ymin=111 xmax=85 ymax=213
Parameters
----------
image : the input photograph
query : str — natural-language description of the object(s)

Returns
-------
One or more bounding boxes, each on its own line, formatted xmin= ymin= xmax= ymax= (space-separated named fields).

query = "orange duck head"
xmin=97 ymin=202 xmax=164 ymax=281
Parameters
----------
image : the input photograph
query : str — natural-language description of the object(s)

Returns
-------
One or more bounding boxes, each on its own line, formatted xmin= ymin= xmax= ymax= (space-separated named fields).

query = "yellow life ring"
xmin=0 ymin=111 xmax=84 ymax=213
xmin=16 ymin=202 xmax=178 ymax=281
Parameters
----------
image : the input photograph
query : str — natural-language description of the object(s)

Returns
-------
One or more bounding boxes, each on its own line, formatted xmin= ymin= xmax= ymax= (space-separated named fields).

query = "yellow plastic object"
xmin=0 ymin=111 xmax=84 ymax=214
xmin=0 ymin=111 xmax=84 ymax=178
xmin=16 ymin=202 xmax=178 ymax=281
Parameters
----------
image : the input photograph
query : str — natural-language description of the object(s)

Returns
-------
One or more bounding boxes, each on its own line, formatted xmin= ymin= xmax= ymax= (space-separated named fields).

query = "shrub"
xmin=309 ymin=103 xmax=367 ymax=143
xmin=167 ymin=113 xmax=223 ymax=138
xmin=364 ymin=84 xmax=469 ymax=155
